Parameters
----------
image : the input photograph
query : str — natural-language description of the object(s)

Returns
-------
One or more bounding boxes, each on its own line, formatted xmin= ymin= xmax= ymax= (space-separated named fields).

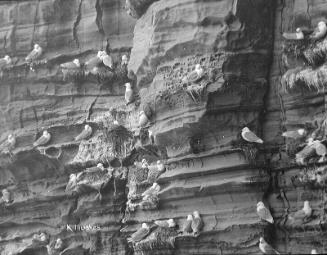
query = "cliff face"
xmin=0 ymin=0 xmax=326 ymax=254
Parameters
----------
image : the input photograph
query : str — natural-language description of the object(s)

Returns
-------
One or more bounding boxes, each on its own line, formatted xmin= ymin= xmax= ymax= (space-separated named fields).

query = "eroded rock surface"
xmin=0 ymin=0 xmax=326 ymax=254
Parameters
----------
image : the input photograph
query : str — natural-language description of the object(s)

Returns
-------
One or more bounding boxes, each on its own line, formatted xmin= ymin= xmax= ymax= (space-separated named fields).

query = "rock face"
xmin=0 ymin=0 xmax=326 ymax=254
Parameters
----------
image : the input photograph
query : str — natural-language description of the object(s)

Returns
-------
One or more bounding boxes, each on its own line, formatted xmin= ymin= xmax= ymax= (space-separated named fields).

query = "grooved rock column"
xmin=125 ymin=0 xmax=276 ymax=254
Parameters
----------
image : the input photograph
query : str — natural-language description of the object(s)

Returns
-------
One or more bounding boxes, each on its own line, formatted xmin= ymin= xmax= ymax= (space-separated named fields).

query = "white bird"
xmin=259 ymin=237 xmax=280 ymax=254
xmin=182 ymin=64 xmax=204 ymax=83
xmin=54 ymin=238 xmax=63 ymax=250
xmin=33 ymin=232 xmax=49 ymax=243
xmin=85 ymin=51 xmax=103 ymax=73
xmin=60 ymin=59 xmax=81 ymax=69
xmin=142 ymin=182 xmax=160 ymax=197
xmin=191 ymin=211 xmax=204 ymax=235
xmin=154 ymin=218 xmax=176 ymax=228
xmin=127 ymin=223 xmax=150 ymax=243
xmin=310 ymin=21 xmax=327 ymax=40
xmin=282 ymin=27 xmax=304 ymax=40
xmin=183 ymin=214 xmax=193 ymax=234
xmin=257 ymin=201 xmax=274 ymax=224
xmin=124 ymin=83 xmax=134 ymax=104
xmin=0 ymin=55 xmax=12 ymax=70
xmin=288 ymin=200 xmax=312 ymax=222
xmin=100 ymin=51 xmax=113 ymax=69
xmin=139 ymin=111 xmax=149 ymax=127
xmin=148 ymin=130 xmax=155 ymax=144
xmin=121 ymin=55 xmax=128 ymax=66
xmin=1 ymin=189 xmax=13 ymax=203
xmin=141 ymin=158 xmax=149 ymax=169
xmin=241 ymin=127 xmax=263 ymax=144
xmin=33 ymin=130 xmax=51 ymax=147
xmin=311 ymin=249 xmax=318 ymax=254
xmin=1 ymin=134 xmax=16 ymax=152
xmin=282 ymin=128 xmax=306 ymax=139
xmin=25 ymin=44 xmax=43 ymax=63
xmin=312 ymin=140 xmax=327 ymax=162
xmin=157 ymin=160 xmax=165 ymax=173
xmin=74 ymin=124 xmax=92 ymax=141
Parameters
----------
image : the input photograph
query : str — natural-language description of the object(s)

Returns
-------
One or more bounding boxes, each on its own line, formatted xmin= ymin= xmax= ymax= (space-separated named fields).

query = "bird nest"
xmin=303 ymin=38 xmax=327 ymax=66
xmin=282 ymin=40 xmax=309 ymax=59
xmin=128 ymin=166 xmax=149 ymax=184
xmin=103 ymin=125 xmax=133 ymax=157
xmin=281 ymin=65 xmax=327 ymax=92
xmin=134 ymin=227 xmax=177 ymax=252
xmin=240 ymin=143 xmax=258 ymax=164
xmin=62 ymin=69 xmax=85 ymax=82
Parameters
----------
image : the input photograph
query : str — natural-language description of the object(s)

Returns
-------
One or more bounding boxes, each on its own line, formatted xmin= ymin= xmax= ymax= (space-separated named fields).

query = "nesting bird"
xmin=257 ymin=201 xmax=274 ymax=224
xmin=241 ymin=127 xmax=263 ymax=144
xmin=0 ymin=55 xmax=12 ymax=70
xmin=100 ymin=51 xmax=113 ymax=69
xmin=288 ymin=200 xmax=312 ymax=223
xmin=182 ymin=64 xmax=204 ymax=83
xmin=121 ymin=55 xmax=129 ymax=66
xmin=1 ymin=189 xmax=13 ymax=204
xmin=191 ymin=211 xmax=204 ymax=235
xmin=312 ymin=140 xmax=327 ymax=162
xmin=154 ymin=218 xmax=176 ymax=228
xmin=85 ymin=51 xmax=103 ymax=74
xmin=141 ymin=158 xmax=149 ymax=169
xmin=1 ymin=134 xmax=16 ymax=152
xmin=310 ymin=21 xmax=327 ymax=40
xmin=32 ymin=232 xmax=49 ymax=243
xmin=282 ymin=27 xmax=304 ymax=40
xmin=74 ymin=124 xmax=93 ymax=141
xmin=282 ymin=128 xmax=306 ymax=139
xmin=157 ymin=160 xmax=165 ymax=173
xmin=259 ymin=237 xmax=280 ymax=254
xmin=25 ymin=44 xmax=43 ymax=71
xmin=139 ymin=111 xmax=149 ymax=127
xmin=148 ymin=130 xmax=155 ymax=144
xmin=54 ymin=238 xmax=63 ymax=250
xmin=60 ymin=58 xmax=81 ymax=69
xmin=33 ymin=130 xmax=51 ymax=147
xmin=142 ymin=182 xmax=160 ymax=197
xmin=124 ymin=82 xmax=134 ymax=105
xmin=183 ymin=214 xmax=193 ymax=234
xmin=127 ymin=223 xmax=150 ymax=243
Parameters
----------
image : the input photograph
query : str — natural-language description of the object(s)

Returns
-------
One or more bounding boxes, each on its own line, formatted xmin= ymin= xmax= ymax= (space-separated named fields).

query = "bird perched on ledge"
xmin=154 ymin=218 xmax=176 ymax=228
xmin=0 ymin=189 xmax=13 ymax=204
xmin=74 ymin=124 xmax=93 ymax=141
xmin=33 ymin=130 xmax=51 ymax=147
xmin=282 ymin=128 xmax=306 ymax=139
xmin=142 ymin=182 xmax=160 ymax=198
xmin=124 ymin=82 xmax=134 ymax=105
xmin=25 ymin=44 xmax=43 ymax=71
xmin=32 ymin=232 xmax=49 ymax=244
xmin=182 ymin=214 xmax=193 ymax=234
xmin=100 ymin=51 xmax=113 ymax=69
xmin=241 ymin=127 xmax=263 ymax=144
xmin=182 ymin=64 xmax=204 ymax=84
xmin=191 ymin=211 xmax=204 ymax=235
xmin=288 ymin=200 xmax=312 ymax=223
xmin=310 ymin=21 xmax=327 ymax=40
xmin=60 ymin=59 xmax=81 ymax=69
xmin=257 ymin=201 xmax=274 ymax=224
xmin=121 ymin=55 xmax=128 ymax=67
xmin=139 ymin=111 xmax=149 ymax=127
xmin=1 ymin=134 xmax=16 ymax=153
xmin=0 ymin=55 xmax=12 ymax=70
xmin=127 ymin=223 xmax=150 ymax=243
xmin=282 ymin=27 xmax=304 ymax=40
